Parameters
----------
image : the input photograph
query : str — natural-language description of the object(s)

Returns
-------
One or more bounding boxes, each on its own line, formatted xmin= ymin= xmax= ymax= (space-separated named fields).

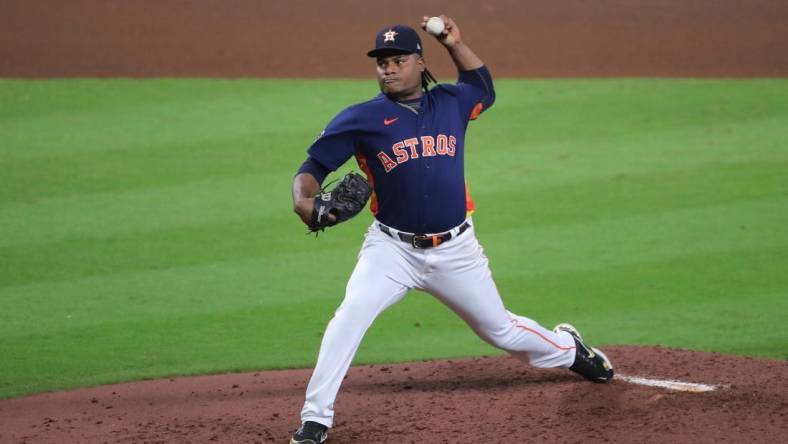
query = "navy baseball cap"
xmin=367 ymin=25 xmax=423 ymax=58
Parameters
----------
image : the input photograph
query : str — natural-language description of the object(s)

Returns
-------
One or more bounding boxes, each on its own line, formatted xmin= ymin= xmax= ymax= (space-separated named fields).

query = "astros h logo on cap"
xmin=367 ymin=25 xmax=423 ymax=58
xmin=383 ymin=29 xmax=398 ymax=42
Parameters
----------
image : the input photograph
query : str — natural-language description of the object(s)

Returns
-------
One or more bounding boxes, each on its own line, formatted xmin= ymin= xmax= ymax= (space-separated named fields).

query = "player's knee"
xmin=333 ymin=298 xmax=380 ymax=326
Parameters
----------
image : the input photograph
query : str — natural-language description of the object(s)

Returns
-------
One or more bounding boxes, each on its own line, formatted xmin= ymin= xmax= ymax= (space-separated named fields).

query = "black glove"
xmin=310 ymin=172 xmax=372 ymax=232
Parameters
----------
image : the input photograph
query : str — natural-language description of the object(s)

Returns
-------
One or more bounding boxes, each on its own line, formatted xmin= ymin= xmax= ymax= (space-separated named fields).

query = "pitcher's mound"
xmin=1 ymin=346 xmax=786 ymax=443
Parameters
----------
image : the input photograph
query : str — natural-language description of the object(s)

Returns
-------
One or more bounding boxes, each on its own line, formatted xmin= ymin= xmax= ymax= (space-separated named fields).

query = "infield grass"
xmin=1 ymin=78 xmax=786 ymax=399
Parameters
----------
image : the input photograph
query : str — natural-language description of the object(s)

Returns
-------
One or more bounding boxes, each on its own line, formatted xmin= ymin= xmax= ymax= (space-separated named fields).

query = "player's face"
xmin=376 ymin=53 xmax=424 ymax=100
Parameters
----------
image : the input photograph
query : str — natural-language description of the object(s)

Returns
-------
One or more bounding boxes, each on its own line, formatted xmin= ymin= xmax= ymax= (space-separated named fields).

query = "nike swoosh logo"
xmin=384 ymin=117 xmax=399 ymax=126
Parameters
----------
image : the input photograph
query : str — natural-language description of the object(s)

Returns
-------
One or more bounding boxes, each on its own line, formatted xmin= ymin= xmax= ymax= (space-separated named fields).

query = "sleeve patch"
xmin=469 ymin=102 xmax=484 ymax=121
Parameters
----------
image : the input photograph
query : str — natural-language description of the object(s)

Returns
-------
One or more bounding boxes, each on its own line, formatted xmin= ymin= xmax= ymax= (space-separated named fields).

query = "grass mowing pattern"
xmin=1 ymin=78 xmax=786 ymax=398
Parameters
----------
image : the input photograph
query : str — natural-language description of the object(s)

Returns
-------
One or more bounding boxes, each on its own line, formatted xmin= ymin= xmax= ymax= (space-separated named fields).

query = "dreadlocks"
xmin=422 ymin=68 xmax=437 ymax=92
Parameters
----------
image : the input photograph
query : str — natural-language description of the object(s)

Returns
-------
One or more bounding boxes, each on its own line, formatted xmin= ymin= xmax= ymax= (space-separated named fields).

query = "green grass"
xmin=1 ymin=78 xmax=787 ymax=399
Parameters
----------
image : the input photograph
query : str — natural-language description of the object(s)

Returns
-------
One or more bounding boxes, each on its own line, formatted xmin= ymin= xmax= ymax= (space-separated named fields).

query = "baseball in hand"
xmin=425 ymin=17 xmax=445 ymax=36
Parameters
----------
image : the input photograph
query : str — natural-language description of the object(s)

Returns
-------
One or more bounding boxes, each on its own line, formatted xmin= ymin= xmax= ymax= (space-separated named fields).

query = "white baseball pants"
xmin=300 ymin=219 xmax=577 ymax=427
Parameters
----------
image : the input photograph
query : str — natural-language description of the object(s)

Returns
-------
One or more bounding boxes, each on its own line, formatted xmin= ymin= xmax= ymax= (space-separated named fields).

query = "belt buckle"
xmin=411 ymin=234 xmax=428 ymax=249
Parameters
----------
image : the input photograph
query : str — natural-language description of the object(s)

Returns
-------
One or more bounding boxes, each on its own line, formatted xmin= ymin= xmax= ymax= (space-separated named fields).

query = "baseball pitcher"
xmin=289 ymin=15 xmax=614 ymax=444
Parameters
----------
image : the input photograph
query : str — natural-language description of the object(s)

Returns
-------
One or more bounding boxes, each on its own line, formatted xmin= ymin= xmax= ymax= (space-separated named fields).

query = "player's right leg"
xmin=422 ymin=223 xmax=612 ymax=381
xmin=296 ymin=224 xmax=414 ymax=432
xmin=422 ymin=225 xmax=576 ymax=368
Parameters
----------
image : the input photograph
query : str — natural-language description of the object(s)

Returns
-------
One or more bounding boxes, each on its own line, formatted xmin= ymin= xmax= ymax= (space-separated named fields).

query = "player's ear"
xmin=417 ymin=55 xmax=425 ymax=72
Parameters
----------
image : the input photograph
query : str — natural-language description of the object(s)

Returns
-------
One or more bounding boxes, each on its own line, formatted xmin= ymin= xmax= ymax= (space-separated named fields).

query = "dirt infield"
xmin=1 ymin=346 xmax=786 ymax=443
xmin=2 ymin=0 xmax=788 ymax=78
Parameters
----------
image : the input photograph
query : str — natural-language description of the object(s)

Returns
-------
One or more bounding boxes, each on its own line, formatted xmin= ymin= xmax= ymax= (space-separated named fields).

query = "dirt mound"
xmin=1 ymin=346 xmax=785 ymax=443
xmin=2 ymin=0 xmax=787 ymax=78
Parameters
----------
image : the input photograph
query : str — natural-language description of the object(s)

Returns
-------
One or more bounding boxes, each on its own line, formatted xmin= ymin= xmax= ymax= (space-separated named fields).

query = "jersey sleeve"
xmin=455 ymin=65 xmax=496 ymax=121
xmin=296 ymin=156 xmax=332 ymax=184
xmin=306 ymin=107 xmax=358 ymax=171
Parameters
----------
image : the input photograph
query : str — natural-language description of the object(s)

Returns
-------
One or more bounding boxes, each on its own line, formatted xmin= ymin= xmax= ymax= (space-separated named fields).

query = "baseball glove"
xmin=309 ymin=172 xmax=373 ymax=233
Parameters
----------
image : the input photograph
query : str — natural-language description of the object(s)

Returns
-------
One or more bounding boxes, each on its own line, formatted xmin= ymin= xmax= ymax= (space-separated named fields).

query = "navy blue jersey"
xmin=306 ymin=66 xmax=494 ymax=234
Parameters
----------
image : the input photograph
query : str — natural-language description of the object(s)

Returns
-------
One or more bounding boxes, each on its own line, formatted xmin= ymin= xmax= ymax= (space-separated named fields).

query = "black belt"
xmin=378 ymin=221 xmax=471 ymax=249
